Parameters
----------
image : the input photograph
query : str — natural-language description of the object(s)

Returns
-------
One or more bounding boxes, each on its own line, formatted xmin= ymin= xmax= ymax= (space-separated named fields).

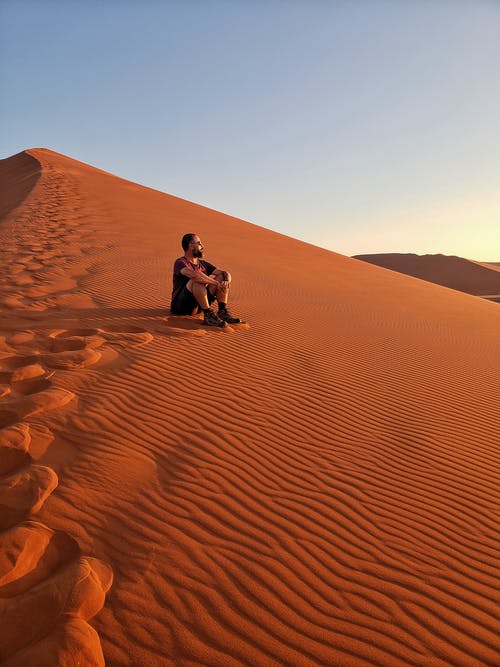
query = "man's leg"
xmin=187 ymin=280 xmax=226 ymax=327
xmin=207 ymin=274 xmax=229 ymax=306
xmin=208 ymin=275 xmax=241 ymax=323
xmin=187 ymin=280 xmax=210 ymax=309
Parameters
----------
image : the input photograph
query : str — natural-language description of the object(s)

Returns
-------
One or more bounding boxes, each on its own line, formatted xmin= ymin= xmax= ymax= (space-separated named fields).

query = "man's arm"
xmin=180 ymin=266 xmax=219 ymax=286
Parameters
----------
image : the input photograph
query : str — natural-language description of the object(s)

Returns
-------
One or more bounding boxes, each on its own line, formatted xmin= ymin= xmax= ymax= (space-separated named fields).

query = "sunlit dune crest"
xmin=1 ymin=148 xmax=499 ymax=666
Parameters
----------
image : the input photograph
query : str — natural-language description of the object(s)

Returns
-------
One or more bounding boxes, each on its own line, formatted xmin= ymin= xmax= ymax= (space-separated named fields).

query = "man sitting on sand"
xmin=170 ymin=233 xmax=241 ymax=327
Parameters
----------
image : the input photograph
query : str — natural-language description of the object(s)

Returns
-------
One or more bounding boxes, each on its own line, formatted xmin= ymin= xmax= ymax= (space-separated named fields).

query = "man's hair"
xmin=181 ymin=233 xmax=197 ymax=251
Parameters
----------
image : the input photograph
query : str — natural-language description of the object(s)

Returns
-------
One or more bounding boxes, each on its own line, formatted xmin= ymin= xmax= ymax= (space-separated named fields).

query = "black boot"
xmin=218 ymin=307 xmax=241 ymax=324
xmin=203 ymin=309 xmax=227 ymax=327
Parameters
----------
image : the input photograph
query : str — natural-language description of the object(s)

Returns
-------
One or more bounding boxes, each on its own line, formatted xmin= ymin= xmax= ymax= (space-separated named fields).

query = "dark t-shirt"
xmin=171 ymin=256 xmax=216 ymax=304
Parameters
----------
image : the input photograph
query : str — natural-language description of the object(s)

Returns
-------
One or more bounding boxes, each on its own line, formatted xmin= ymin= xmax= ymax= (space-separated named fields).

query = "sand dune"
xmin=353 ymin=252 xmax=500 ymax=302
xmin=1 ymin=149 xmax=499 ymax=666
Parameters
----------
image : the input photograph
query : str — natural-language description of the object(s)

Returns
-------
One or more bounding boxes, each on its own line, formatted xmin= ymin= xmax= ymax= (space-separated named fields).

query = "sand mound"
xmin=353 ymin=252 xmax=500 ymax=301
xmin=1 ymin=148 xmax=499 ymax=665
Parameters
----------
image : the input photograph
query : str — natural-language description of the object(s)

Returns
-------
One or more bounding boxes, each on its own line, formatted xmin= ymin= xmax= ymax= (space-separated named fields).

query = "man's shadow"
xmin=3 ymin=306 xmax=206 ymax=336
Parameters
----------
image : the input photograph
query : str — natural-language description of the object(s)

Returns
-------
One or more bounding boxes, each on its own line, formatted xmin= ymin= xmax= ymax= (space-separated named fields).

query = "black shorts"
xmin=170 ymin=285 xmax=216 ymax=315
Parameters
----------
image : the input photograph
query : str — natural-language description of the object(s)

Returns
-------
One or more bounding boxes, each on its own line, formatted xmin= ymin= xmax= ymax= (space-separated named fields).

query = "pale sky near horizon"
xmin=1 ymin=0 xmax=499 ymax=260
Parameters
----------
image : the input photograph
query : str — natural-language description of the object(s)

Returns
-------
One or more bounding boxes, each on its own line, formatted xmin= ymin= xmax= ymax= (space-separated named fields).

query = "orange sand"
xmin=354 ymin=253 xmax=500 ymax=303
xmin=1 ymin=149 xmax=499 ymax=666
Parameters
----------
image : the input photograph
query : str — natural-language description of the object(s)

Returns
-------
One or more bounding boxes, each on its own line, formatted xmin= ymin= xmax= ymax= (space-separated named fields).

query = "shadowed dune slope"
xmin=353 ymin=252 xmax=500 ymax=299
xmin=0 ymin=151 xmax=41 ymax=221
xmin=1 ymin=148 xmax=499 ymax=666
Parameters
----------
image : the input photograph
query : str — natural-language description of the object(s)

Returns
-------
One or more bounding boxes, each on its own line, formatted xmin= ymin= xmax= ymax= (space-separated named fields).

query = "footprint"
xmin=24 ymin=280 xmax=77 ymax=298
xmin=0 ymin=336 xmax=14 ymax=353
xmin=50 ymin=338 xmax=87 ymax=352
xmin=40 ymin=349 xmax=101 ymax=370
xmin=0 ymin=356 xmax=43 ymax=382
xmin=0 ymin=386 xmax=75 ymax=424
xmin=11 ymin=275 xmax=33 ymax=288
xmin=49 ymin=325 xmax=154 ymax=350
xmin=25 ymin=262 xmax=43 ymax=272
xmin=0 ymin=344 xmax=102 ymax=375
xmin=0 ymin=465 xmax=58 ymax=529
xmin=0 ymin=424 xmax=31 ymax=476
xmin=51 ymin=329 xmax=100 ymax=338
xmin=0 ymin=520 xmax=79 ymax=595
xmin=23 ymin=301 xmax=50 ymax=312
xmin=3 ymin=616 xmax=106 ymax=666
xmin=6 ymin=332 xmax=36 ymax=347
xmin=49 ymin=330 xmax=106 ymax=353
xmin=0 ymin=296 xmax=25 ymax=309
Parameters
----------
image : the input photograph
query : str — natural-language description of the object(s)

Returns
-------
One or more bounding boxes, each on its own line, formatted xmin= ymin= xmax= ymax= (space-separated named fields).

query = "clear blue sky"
xmin=1 ymin=0 xmax=499 ymax=260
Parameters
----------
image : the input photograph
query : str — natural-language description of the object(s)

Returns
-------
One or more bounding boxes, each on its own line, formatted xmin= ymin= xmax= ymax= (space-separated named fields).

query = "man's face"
xmin=190 ymin=236 xmax=204 ymax=258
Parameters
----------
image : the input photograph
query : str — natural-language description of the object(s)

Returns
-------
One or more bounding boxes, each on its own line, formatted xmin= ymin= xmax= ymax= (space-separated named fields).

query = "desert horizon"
xmin=1 ymin=148 xmax=499 ymax=665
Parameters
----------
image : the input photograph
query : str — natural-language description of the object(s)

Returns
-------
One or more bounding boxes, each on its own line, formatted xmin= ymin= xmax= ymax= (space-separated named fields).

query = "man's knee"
xmin=213 ymin=273 xmax=232 ymax=285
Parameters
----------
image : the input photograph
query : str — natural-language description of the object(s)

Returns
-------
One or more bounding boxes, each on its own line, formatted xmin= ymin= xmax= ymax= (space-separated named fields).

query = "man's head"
xmin=182 ymin=233 xmax=204 ymax=258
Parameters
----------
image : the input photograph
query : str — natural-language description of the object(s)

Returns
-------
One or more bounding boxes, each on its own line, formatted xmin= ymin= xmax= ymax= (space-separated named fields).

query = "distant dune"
xmin=1 ymin=149 xmax=499 ymax=666
xmin=353 ymin=252 xmax=500 ymax=302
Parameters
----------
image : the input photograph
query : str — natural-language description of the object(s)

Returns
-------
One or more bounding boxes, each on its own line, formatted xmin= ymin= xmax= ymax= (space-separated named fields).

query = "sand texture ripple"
xmin=1 ymin=149 xmax=499 ymax=666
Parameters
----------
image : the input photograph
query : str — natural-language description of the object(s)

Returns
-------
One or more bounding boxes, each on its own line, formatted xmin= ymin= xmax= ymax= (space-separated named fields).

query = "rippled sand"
xmin=1 ymin=149 xmax=499 ymax=666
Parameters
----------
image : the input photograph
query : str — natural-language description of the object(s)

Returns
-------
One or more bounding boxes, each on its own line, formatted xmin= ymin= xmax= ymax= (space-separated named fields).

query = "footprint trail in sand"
xmin=0 ymin=151 xmax=154 ymax=664
xmin=0 ymin=328 xmax=153 ymax=664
